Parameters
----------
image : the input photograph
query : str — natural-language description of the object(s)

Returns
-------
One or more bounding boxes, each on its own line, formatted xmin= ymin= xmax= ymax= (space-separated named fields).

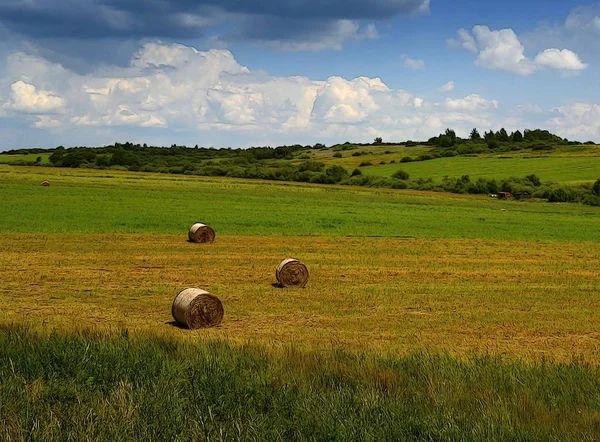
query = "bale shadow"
xmin=165 ymin=320 xmax=188 ymax=329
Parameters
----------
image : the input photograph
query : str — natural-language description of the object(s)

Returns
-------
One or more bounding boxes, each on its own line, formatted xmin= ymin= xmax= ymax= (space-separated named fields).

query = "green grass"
xmin=0 ymin=153 xmax=52 ymax=164
xmin=2 ymin=325 xmax=599 ymax=441
xmin=1 ymin=165 xmax=599 ymax=241
xmin=361 ymin=148 xmax=600 ymax=184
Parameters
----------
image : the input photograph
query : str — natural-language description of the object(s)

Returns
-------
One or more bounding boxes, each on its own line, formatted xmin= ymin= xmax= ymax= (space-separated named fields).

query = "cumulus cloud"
xmin=0 ymin=41 xmax=512 ymax=146
xmin=6 ymin=81 xmax=65 ymax=113
xmin=533 ymin=48 xmax=588 ymax=71
xmin=452 ymin=25 xmax=588 ymax=75
xmin=445 ymin=94 xmax=498 ymax=111
xmin=437 ymin=81 xmax=455 ymax=92
xmin=548 ymin=103 xmax=600 ymax=141
xmin=403 ymin=56 xmax=425 ymax=70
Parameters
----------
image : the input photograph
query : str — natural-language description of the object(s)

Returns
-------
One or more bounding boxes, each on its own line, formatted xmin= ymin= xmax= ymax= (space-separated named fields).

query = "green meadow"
xmin=361 ymin=147 xmax=600 ymax=184
xmin=1 ymin=165 xmax=599 ymax=241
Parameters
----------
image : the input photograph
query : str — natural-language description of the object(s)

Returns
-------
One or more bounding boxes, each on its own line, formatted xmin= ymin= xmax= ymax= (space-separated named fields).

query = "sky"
xmin=0 ymin=0 xmax=599 ymax=150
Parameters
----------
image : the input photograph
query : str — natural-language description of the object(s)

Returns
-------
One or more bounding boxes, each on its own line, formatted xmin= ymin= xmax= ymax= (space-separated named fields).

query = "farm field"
xmin=1 ymin=164 xmax=600 ymax=439
xmin=362 ymin=146 xmax=600 ymax=184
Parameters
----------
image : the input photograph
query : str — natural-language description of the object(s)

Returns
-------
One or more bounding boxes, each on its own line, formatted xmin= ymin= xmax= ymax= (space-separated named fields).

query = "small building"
xmin=497 ymin=191 xmax=512 ymax=200
xmin=513 ymin=190 xmax=532 ymax=200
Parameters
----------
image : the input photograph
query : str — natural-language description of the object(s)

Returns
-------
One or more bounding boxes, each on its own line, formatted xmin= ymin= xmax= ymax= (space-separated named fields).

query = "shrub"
xmin=351 ymin=168 xmax=362 ymax=177
xmin=400 ymin=156 xmax=413 ymax=163
xmin=359 ymin=161 xmax=373 ymax=167
xmin=333 ymin=152 xmax=343 ymax=158
xmin=593 ymin=179 xmax=600 ymax=196
xmin=392 ymin=169 xmax=410 ymax=180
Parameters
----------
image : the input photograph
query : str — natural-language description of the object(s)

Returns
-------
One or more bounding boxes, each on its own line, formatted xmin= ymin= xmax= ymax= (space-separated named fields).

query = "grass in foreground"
xmin=1 ymin=326 xmax=599 ymax=441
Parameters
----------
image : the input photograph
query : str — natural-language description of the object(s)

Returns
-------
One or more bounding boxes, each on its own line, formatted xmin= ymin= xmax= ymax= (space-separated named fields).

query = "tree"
xmin=496 ymin=128 xmax=510 ymax=142
xmin=470 ymin=128 xmax=481 ymax=140
xmin=512 ymin=130 xmax=523 ymax=143
xmin=325 ymin=165 xmax=348 ymax=183
xmin=593 ymin=179 xmax=600 ymax=196
xmin=484 ymin=130 xmax=496 ymax=142
xmin=374 ymin=137 xmax=383 ymax=144
xmin=445 ymin=128 xmax=457 ymax=143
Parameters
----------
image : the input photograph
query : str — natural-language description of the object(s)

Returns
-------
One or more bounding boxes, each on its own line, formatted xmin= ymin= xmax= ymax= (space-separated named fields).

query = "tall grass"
xmin=1 ymin=325 xmax=599 ymax=441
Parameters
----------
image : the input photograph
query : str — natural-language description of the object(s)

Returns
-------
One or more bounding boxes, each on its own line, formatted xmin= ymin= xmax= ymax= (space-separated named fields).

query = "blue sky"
xmin=0 ymin=0 xmax=599 ymax=150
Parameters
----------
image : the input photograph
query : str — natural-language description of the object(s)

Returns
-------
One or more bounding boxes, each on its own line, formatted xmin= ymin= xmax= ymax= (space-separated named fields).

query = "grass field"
xmin=362 ymin=145 xmax=600 ymax=184
xmin=1 ymin=164 xmax=600 ymax=439
xmin=0 ymin=153 xmax=51 ymax=164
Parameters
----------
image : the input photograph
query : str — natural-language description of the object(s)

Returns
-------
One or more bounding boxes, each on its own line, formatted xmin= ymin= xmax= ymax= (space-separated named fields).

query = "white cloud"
xmin=8 ymin=40 xmax=593 ymax=145
xmin=453 ymin=25 xmax=588 ymax=75
xmin=403 ymin=57 xmax=425 ymax=70
xmin=6 ymin=81 xmax=65 ymax=114
xmin=445 ymin=94 xmax=498 ymax=111
xmin=548 ymin=103 xmax=600 ymax=141
xmin=437 ymin=81 xmax=455 ymax=92
xmin=533 ymin=48 xmax=588 ymax=71
xmin=34 ymin=115 xmax=62 ymax=129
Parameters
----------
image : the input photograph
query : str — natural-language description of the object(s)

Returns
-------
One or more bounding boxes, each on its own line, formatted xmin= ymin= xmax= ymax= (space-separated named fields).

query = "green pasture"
xmin=1 ymin=165 xmax=599 ymax=241
xmin=362 ymin=151 xmax=600 ymax=184
xmin=0 ymin=153 xmax=52 ymax=164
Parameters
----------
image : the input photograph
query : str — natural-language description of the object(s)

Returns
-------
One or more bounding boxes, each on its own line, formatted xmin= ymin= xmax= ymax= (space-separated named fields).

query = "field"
xmin=1 ymin=164 xmax=600 ymax=439
xmin=360 ymin=145 xmax=600 ymax=184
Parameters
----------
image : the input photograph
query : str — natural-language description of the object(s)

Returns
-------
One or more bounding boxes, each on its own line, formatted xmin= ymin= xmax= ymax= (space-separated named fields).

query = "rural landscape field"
xmin=1 ymin=139 xmax=599 ymax=440
xmin=2 ymin=0 xmax=600 ymax=438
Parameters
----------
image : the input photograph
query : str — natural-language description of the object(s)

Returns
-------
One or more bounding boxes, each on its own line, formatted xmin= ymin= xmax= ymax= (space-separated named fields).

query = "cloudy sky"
xmin=0 ymin=0 xmax=599 ymax=150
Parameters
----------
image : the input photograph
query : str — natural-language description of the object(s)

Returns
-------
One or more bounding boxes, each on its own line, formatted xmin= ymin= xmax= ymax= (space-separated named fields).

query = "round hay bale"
xmin=276 ymin=258 xmax=309 ymax=288
xmin=188 ymin=223 xmax=215 ymax=243
xmin=172 ymin=287 xmax=224 ymax=329
xmin=41 ymin=180 xmax=51 ymax=187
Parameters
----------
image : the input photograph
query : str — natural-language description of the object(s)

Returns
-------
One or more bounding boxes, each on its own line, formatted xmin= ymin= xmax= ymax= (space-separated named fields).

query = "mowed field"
xmin=1 ymin=164 xmax=599 ymax=361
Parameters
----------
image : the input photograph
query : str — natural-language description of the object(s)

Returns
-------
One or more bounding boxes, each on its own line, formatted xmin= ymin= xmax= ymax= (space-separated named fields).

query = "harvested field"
xmin=1 ymin=233 xmax=598 ymax=361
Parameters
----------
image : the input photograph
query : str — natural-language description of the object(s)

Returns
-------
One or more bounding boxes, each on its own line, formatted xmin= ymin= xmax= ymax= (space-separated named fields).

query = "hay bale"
xmin=41 ymin=180 xmax=50 ymax=187
xmin=188 ymin=223 xmax=215 ymax=243
xmin=276 ymin=258 xmax=309 ymax=288
xmin=172 ymin=287 xmax=224 ymax=329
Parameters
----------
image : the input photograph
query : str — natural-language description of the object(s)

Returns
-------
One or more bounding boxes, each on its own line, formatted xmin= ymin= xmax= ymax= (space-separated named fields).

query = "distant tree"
xmin=438 ymin=135 xmax=454 ymax=148
xmin=374 ymin=137 xmax=383 ymax=144
xmin=35 ymin=156 xmax=42 ymax=163
xmin=496 ymin=128 xmax=510 ymax=142
xmin=512 ymin=130 xmax=523 ymax=143
xmin=526 ymin=174 xmax=541 ymax=186
xmin=593 ymin=179 xmax=600 ymax=196
xmin=445 ymin=128 xmax=457 ymax=143
xmin=470 ymin=128 xmax=481 ymax=141
xmin=484 ymin=130 xmax=496 ymax=142
xmin=325 ymin=165 xmax=348 ymax=183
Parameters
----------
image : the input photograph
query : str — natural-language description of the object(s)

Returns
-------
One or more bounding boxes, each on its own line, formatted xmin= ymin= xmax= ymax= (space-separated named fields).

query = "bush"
xmin=400 ymin=156 xmax=413 ymax=163
xmin=593 ymin=179 xmax=600 ymax=196
xmin=351 ymin=168 xmax=362 ymax=177
xmin=392 ymin=169 xmax=410 ymax=180
xmin=333 ymin=152 xmax=343 ymax=158
xmin=359 ymin=161 xmax=373 ymax=167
